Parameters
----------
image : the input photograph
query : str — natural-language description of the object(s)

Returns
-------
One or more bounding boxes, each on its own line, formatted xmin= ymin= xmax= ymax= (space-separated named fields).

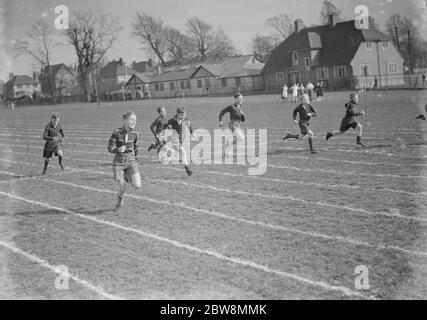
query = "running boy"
xmin=283 ymin=94 xmax=318 ymax=154
xmin=108 ymin=111 xmax=142 ymax=211
xmin=219 ymin=93 xmax=246 ymax=157
xmin=326 ymin=93 xmax=365 ymax=146
xmin=167 ymin=106 xmax=194 ymax=176
xmin=42 ymin=112 xmax=65 ymax=174
xmin=148 ymin=106 xmax=168 ymax=153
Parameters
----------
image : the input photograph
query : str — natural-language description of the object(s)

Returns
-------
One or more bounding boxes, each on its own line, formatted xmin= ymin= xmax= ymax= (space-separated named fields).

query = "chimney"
xmin=295 ymin=19 xmax=304 ymax=33
xmin=157 ymin=64 xmax=162 ymax=75
xmin=328 ymin=12 xmax=336 ymax=28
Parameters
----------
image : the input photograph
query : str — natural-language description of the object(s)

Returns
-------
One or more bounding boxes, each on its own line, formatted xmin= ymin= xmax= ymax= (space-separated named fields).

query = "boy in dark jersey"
xmin=167 ymin=106 xmax=194 ymax=176
xmin=108 ymin=111 xmax=142 ymax=211
xmin=219 ymin=93 xmax=246 ymax=156
xmin=42 ymin=112 xmax=65 ymax=174
xmin=148 ymin=106 xmax=168 ymax=153
xmin=326 ymin=93 xmax=365 ymax=146
xmin=283 ymin=94 xmax=318 ymax=154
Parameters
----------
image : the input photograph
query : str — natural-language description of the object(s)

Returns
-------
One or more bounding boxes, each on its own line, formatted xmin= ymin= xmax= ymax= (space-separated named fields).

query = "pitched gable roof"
xmin=147 ymin=55 xmax=264 ymax=83
xmin=263 ymin=20 xmax=392 ymax=73
xmin=100 ymin=60 xmax=134 ymax=78
xmin=5 ymin=75 xmax=39 ymax=86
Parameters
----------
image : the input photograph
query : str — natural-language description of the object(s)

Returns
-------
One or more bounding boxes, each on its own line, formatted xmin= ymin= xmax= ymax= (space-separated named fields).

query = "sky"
xmin=0 ymin=0 xmax=425 ymax=80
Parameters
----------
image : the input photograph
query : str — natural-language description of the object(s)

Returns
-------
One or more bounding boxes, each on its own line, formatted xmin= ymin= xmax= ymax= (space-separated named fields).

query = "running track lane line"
xmin=0 ymin=191 xmax=377 ymax=300
xmin=1 ymin=157 xmax=427 ymax=223
xmin=2 ymin=166 xmax=427 ymax=258
xmin=0 ymin=240 xmax=122 ymax=300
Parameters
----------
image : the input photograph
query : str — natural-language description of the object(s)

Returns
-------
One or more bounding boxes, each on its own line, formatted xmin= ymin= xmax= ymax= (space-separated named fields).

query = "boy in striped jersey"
xmin=108 ymin=111 xmax=142 ymax=211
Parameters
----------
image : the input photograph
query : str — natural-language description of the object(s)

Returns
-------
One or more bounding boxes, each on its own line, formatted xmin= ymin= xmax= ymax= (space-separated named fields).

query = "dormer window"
xmin=365 ymin=42 xmax=373 ymax=50
xmin=292 ymin=51 xmax=299 ymax=66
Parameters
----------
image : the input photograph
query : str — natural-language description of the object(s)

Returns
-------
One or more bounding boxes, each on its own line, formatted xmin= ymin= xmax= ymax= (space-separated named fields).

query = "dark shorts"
xmin=43 ymin=146 xmax=61 ymax=159
xmin=340 ymin=118 xmax=359 ymax=132
xmin=154 ymin=136 xmax=167 ymax=151
xmin=299 ymin=122 xmax=310 ymax=136
xmin=113 ymin=161 xmax=140 ymax=182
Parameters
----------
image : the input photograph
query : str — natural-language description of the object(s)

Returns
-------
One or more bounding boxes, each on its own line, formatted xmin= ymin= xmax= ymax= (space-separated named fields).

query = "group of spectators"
xmin=281 ymin=81 xmax=325 ymax=103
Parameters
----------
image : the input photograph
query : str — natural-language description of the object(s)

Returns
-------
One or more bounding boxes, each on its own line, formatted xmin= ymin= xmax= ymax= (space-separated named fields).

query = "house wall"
xmin=149 ymin=75 xmax=264 ymax=98
xmin=7 ymin=83 xmax=40 ymax=98
xmin=351 ymin=41 xmax=405 ymax=88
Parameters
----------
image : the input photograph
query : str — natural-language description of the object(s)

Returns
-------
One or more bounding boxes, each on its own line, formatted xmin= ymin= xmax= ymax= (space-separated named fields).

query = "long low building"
xmin=125 ymin=55 xmax=265 ymax=99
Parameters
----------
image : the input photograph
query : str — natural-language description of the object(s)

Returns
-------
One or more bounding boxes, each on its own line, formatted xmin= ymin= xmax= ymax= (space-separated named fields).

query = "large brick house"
xmin=3 ymin=74 xmax=41 ymax=99
xmin=263 ymin=14 xmax=405 ymax=92
xmin=39 ymin=64 xmax=79 ymax=96
xmin=98 ymin=58 xmax=134 ymax=93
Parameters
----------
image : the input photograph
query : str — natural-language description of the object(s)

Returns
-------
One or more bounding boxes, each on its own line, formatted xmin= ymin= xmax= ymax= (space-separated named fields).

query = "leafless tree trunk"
xmin=132 ymin=12 xmax=167 ymax=65
xmin=66 ymin=9 xmax=122 ymax=102
xmin=15 ymin=19 xmax=57 ymax=101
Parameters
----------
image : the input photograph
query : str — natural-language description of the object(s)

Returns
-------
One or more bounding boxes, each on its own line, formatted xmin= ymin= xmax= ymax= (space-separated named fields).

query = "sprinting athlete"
xmin=108 ymin=111 xmax=142 ymax=212
xmin=326 ymin=93 xmax=365 ymax=146
xmin=283 ymin=94 xmax=318 ymax=154
xmin=219 ymin=93 xmax=246 ymax=157
xmin=42 ymin=112 xmax=65 ymax=174
xmin=167 ymin=106 xmax=194 ymax=176
xmin=148 ymin=106 xmax=168 ymax=153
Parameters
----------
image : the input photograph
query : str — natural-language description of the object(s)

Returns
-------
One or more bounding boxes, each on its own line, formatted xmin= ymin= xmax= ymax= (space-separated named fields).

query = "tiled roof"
xmin=263 ymin=20 xmax=392 ymax=73
xmin=5 ymin=75 xmax=39 ymax=86
xmin=100 ymin=61 xmax=134 ymax=78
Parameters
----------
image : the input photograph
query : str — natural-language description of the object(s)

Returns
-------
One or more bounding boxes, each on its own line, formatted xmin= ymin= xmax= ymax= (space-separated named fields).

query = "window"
xmin=276 ymin=72 xmax=284 ymax=81
xmin=186 ymin=80 xmax=191 ymax=89
xmin=360 ymin=64 xmax=370 ymax=76
xmin=180 ymin=81 xmax=185 ymax=89
xmin=170 ymin=82 xmax=175 ymax=91
xmin=154 ymin=83 xmax=159 ymax=91
xmin=235 ymin=77 xmax=241 ymax=86
xmin=221 ymin=78 xmax=227 ymax=87
xmin=292 ymin=51 xmax=299 ymax=66
xmin=159 ymin=83 xmax=164 ymax=91
xmin=388 ymin=62 xmax=398 ymax=74
xmin=382 ymin=41 xmax=389 ymax=50
xmin=205 ymin=78 xmax=211 ymax=87
xmin=316 ymin=67 xmax=329 ymax=80
xmin=333 ymin=66 xmax=346 ymax=79
xmin=197 ymin=79 xmax=203 ymax=88
xmin=365 ymin=42 xmax=373 ymax=50
xmin=304 ymin=57 xmax=310 ymax=70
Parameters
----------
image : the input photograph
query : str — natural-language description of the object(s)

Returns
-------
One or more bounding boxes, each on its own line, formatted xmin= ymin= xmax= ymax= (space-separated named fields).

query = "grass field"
xmin=0 ymin=90 xmax=426 ymax=300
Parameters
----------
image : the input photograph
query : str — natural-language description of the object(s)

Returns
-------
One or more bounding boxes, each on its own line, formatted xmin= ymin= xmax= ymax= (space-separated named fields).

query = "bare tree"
xmin=208 ymin=28 xmax=236 ymax=59
xmin=386 ymin=14 xmax=424 ymax=73
xmin=251 ymin=35 xmax=279 ymax=63
xmin=65 ymin=9 xmax=122 ymax=102
xmin=163 ymin=27 xmax=192 ymax=64
xmin=132 ymin=12 xmax=167 ymax=65
xmin=15 ymin=19 xmax=57 ymax=97
xmin=185 ymin=17 xmax=236 ymax=61
xmin=266 ymin=14 xmax=295 ymax=40
xmin=320 ymin=0 xmax=342 ymax=24
xmin=185 ymin=17 xmax=213 ymax=60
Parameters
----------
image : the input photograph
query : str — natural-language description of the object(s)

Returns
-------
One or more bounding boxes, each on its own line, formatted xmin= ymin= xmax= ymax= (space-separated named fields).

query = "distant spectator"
xmin=306 ymin=81 xmax=314 ymax=102
xmin=291 ymin=83 xmax=298 ymax=102
xmin=298 ymin=83 xmax=304 ymax=96
xmin=281 ymin=84 xmax=288 ymax=103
